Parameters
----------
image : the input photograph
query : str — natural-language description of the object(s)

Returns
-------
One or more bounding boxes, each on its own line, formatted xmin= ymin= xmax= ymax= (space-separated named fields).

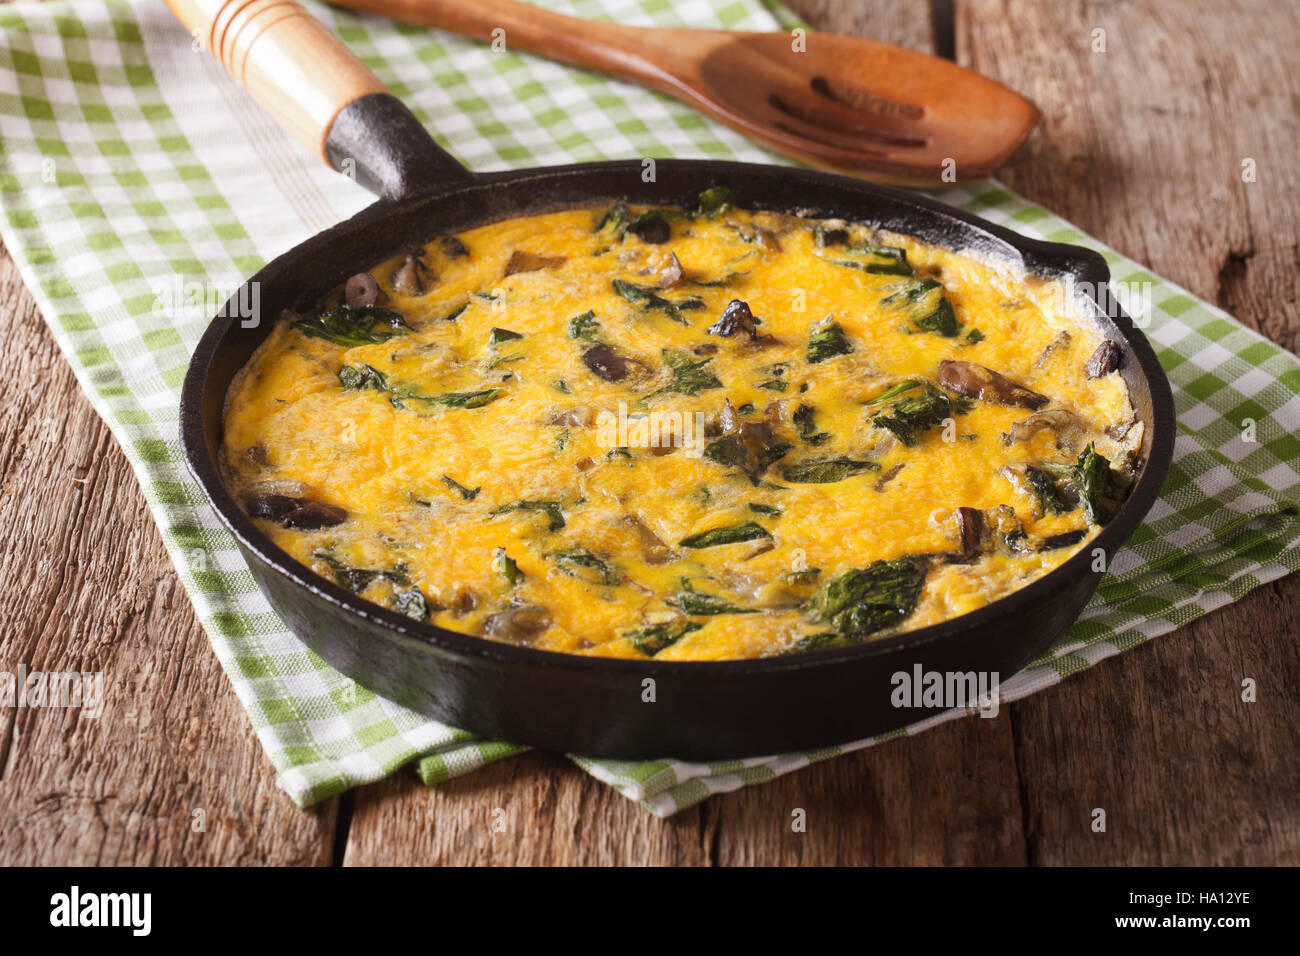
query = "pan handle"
xmin=166 ymin=0 xmax=473 ymax=198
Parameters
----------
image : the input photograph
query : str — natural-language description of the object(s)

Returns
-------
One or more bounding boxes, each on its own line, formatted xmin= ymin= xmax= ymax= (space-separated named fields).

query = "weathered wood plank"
xmin=958 ymin=0 xmax=1300 ymax=864
xmin=711 ymin=716 xmax=1027 ymax=866
xmin=0 ymin=245 xmax=336 ymax=865
xmin=344 ymin=719 xmax=1026 ymax=866
xmin=788 ymin=0 xmax=937 ymax=53
xmin=344 ymin=752 xmax=711 ymax=866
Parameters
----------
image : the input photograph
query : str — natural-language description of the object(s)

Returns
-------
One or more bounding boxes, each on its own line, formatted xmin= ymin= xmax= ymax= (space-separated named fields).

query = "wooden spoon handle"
xmin=167 ymin=0 xmax=388 ymax=161
xmin=166 ymin=0 xmax=470 ymax=197
xmin=328 ymin=0 xmax=694 ymax=90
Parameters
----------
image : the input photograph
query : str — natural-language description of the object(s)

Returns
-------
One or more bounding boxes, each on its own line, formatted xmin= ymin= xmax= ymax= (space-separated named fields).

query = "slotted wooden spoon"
xmin=326 ymin=0 xmax=1038 ymax=185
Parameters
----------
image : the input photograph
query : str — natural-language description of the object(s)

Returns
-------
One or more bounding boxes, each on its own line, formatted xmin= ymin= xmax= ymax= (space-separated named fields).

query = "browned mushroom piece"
xmin=707 ymin=299 xmax=758 ymax=338
xmin=655 ymin=251 xmax=684 ymax=289
xmin=1106 ymin=418 xmax=1137 ymax=441
xmin=344 ymin=272 xmax=380 ymax=307
xmin=764 ymin=398 xmax=792 ymax=427
xmin=546 ymin=405 xmax=594 ymax=428
xmin=441 ymin=236 xmax=469 ymax=258
xmin=1006 ymin=408 xmax=1086 ymax=449
xmin=484 ymin=603 xmax=552 ymax=643
xmin=874 ymin=462 xmax=905 ymax=492
xmin=391 ymin=254 xmax=429 ymax=295
xmin=281 ymin=501 xmax=348 ymax=530
xmin=504 ymin=250 xmax=566 ymax=276
xmin=648 ymin=423 xmax=682 ymax=456
xmin=937 ymin=360 xmax=1049 ymax=409
xmin=622 ymin=515 xmax=676 ymax=565
xmin=757 ymin=228 xmax=783 ymax=252
xmin=719 ymin=397 xmax=742 ymax=435
xmin=630 ymin=213 xmax=671 ymax=244
xmin=1032 ymin=330 xmax=1071 ymax=367
xmin=1086 ymin=340 xmax=1122 ymax=377
xmin=955 ymin=506 xmax=985 ymax=557
xmin=755 ymin=581 xmax=811 ymax=610
xmin=582 ymin=343 xmax=641 ymax=383
xmin=449 ymin=587 xmax=478 ymax=614
xmin=245 ymin=494 xmax=301 ymax=522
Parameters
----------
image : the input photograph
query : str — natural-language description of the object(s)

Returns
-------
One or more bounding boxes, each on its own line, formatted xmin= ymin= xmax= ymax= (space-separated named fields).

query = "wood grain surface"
xmin=0 ymin=0 xmax=1295 ymax=866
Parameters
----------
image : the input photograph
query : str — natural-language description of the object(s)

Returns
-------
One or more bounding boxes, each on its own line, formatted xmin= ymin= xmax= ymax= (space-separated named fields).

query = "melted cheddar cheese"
xmin=221 ymin=194 xmax=1141 ymax=660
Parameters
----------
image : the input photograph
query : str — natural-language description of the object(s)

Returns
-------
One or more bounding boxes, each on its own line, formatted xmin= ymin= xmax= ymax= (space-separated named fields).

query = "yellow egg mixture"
xmin=221 ymin=189 xmax=1142 ymax=660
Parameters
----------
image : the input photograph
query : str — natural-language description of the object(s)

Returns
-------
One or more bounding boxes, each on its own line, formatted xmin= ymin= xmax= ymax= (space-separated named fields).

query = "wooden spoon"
xmin=326 ymin=0 xmax=1038 ymax=185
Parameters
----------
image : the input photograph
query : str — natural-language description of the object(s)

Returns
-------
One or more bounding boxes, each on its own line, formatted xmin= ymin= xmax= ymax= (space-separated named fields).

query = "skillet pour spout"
xmin=172 ymin=0 xmax=1175 ymax=758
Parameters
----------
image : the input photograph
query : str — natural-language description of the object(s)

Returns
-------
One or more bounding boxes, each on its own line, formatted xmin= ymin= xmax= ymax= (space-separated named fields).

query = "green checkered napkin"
xmin=0 ymin=0 xmax=1296 ymax=815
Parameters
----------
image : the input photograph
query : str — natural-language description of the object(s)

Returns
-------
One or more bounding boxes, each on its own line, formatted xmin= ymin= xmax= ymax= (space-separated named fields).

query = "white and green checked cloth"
xmin=1 ymin=0 xmax=1297 ymax=815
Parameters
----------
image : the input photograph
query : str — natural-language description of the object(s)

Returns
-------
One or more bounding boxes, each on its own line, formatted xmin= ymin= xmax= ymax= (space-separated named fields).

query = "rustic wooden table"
xmin=1 ymin=0 xmax=1296 ymax=866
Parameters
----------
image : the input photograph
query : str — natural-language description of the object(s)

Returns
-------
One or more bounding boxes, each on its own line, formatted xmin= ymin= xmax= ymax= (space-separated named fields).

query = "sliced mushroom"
xmin=655 ymin=252 xmax=684 ymax=289
xmin=719 ymin=397 xmax=742 ymax=435
xmin=441 ymin=236 xmax=468 ymax=258
xmin=755 ymin=581 xmax=811 ymax=610
xmin=622 ymin=514 xmax=676 ymax=565
xmin=648 ymin=417 xmax=686 ymax=456
xmin=1033 ymin=330 xmax=1071 ymax=367
xmin=546 ymin=405 xmax=593 ymax=428
xmin=391 ymin=254 xmax=429 ymax=295
xmin=1106 ymin=417 xmax=1137 ymax=441
xmin=1038 ymin=529 xmax=1087 ymax=551
xmin=582 ymin=343 xmax=642 ymax=383
xmin=937 ymin=360 xmax=1049 ymax=410
xmin=282 ymin=501 xmax=348 ymax=530
xmin=630 ymin=213 xmax=671 ymax=244
xmin=344 ymin=272 xmax=380 ymax=307
xmin=449 ymin=587 xmax=478 ymax=614
xmin=1086 ymin=340 xmax=1122 ymax=377
xmin=246 ymin=494 xmax=346 ymax=529
xmin=246 ymin=494 xmax=301 ymax=522
xmin=707 ymin=299 xmax=758 ymax=338
xmin=720 ymin=570 xmax=766 ymax=601
xmin=1006 ymin=408 xmax=1086 ymax=450
xmin=874 ymin=462 xmax=905 ymax=492
xmin=754 ymin=228 xmax=783 ymax=252
xmin=985 ymin=505 xmax=1029 ymax=554
xmin=764 ymin=398 xmax=792 ymax=428
xmin=484 ymin=603 xmax=552 ymax=643
xmin=955 ymin=507 xmax=985 ymax=557
xmin=504 ymin=250 xmax=566 ymax=276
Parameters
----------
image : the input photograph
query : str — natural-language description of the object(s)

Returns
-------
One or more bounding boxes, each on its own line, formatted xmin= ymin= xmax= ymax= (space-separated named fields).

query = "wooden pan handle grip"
xmin=166 ymin=0 xmax=388 ymax=161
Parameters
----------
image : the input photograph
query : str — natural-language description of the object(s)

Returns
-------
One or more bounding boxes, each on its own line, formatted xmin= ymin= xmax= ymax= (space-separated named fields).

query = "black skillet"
xmin=174 ymin=0 xmax=1174 ymax=758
